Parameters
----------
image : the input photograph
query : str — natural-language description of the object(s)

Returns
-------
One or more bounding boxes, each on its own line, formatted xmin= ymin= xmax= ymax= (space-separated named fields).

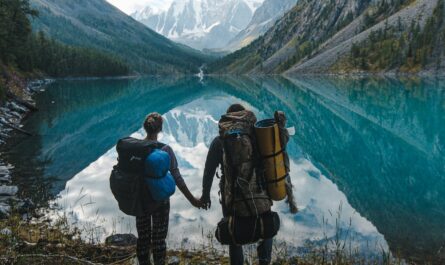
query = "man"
xmin=200 ymin=103 xmax=273 ymax=265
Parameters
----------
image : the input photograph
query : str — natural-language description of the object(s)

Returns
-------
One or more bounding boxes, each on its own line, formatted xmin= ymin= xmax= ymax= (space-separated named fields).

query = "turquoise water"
xmin=6 ymin=76 xmax=445 ymax=263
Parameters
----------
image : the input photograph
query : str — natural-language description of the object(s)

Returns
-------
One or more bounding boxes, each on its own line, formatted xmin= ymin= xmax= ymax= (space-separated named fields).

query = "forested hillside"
xmin=0 ymin=0 xmax=129 ymax=102
xmin=336 ymin=0 xmax=445 ymax=73
xmin=30 ymin=0 xmax=212 ymax=74
xmin=209 ymin=0 xmax=444 ymax=75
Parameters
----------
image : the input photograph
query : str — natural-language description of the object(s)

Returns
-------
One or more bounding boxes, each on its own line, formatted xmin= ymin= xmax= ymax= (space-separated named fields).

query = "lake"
xmin=6 ymin=76 xmax=445 ymax=263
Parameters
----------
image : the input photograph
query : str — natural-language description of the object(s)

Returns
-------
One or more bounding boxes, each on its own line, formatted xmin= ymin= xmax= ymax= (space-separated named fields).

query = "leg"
xmin=257 ymin=238 xmax=273 ymax=265
xmin=151 ymin=201 xmax=170 ymax=265
xmin=229 ymin=244 xmax=244 ymax=265
xmin=136 ymin=213 xmax=152 ymax=265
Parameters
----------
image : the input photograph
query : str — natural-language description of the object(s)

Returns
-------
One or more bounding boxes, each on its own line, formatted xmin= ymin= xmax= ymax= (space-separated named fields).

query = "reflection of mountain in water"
xmin=163 ymin=98 xmax=221 ymax=147
xmin=49 ymin=92 xmax=387 ymax=257
xmin=7 ymin=76 xmax=445 ymax=263
xmin=7 ymin=77 xmax=207 ymax=196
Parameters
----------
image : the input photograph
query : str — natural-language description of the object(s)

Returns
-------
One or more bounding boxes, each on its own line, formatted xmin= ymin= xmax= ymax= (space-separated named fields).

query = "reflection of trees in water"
xmin=5 ymin=134 xmax=53 ymax=205
xmin=6 ymin=77 xmax=206 ymax=197
xmin=229 ymin=76 xmax=444 ymax=264
xmin=5 ymin=76 xmax=444 ymax=263
xmin=295 ymin=77 xmax=445 ymax=163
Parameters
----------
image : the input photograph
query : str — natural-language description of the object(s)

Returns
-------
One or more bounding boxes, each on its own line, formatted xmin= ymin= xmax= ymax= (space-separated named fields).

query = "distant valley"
xmin=30 ymin=0 xmax=212 ymax=74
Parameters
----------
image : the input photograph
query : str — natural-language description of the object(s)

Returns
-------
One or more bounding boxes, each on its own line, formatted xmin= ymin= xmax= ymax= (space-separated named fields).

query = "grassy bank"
xmin=0 ymin=211 xmax=408 ymax=265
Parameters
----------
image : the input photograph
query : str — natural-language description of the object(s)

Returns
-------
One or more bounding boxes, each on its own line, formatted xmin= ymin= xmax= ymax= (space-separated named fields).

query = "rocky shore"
xmin=0 ymin=78 xmax=53 ymax=220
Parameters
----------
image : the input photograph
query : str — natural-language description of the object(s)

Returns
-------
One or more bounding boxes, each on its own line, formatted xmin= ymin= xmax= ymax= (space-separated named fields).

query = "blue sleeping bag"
xmin=144 ymin=149 xmax=176 ymax=201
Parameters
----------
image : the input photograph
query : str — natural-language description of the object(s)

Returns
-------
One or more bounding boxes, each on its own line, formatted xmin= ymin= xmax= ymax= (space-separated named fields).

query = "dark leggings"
xmin=136 ymin=201 xmax=170 ymax=265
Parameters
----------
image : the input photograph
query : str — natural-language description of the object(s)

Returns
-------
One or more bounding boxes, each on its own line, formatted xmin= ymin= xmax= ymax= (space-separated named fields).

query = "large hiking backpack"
xmin=215 ymin=211 xmax=280 ymax=245
xmin=110 ymin=137 xmax=170 ymax=216
xmin=218 ymin=110 xmax=272 ymax=217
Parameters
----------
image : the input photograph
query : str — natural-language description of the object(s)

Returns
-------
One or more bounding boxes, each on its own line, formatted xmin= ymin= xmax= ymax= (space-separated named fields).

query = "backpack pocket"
xmin=144 ymin=172 xmax=176 ymax=201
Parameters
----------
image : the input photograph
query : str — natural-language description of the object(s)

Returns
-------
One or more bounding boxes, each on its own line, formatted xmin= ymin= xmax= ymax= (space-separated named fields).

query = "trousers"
xmin=136 ymin=201 xmax=170 ymax=265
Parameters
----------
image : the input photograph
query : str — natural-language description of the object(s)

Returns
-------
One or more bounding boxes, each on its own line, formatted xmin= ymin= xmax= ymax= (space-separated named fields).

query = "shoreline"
xmin=0 ymin=74 xmax=440 ymax=264
xmin=0 ymin=77 xmax=53 ymax=219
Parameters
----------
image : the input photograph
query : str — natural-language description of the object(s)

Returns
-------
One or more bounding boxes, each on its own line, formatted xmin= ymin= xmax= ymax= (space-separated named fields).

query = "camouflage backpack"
xmin=219 ymin=110 xmax=272 ymax=217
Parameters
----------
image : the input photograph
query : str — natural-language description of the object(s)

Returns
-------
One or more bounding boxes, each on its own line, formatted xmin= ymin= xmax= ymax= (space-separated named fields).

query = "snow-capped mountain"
xmin=226 ymin=0 xmax=298 ymax=51
xmin=131 ymin=0 xmax=264 ymax=50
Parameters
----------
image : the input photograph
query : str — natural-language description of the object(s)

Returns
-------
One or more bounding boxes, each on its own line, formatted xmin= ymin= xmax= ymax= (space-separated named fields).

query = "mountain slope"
xmin=132 ymin=0 xmax=263 ymax=50
xmin=30 ymin=0 xmax=212 ymax=74
xmin=225 ymin=0 xmax=298 ymax=52
xmin=289 ymin=0 xmax=441 ymax=74
xmin=210 ymin=0 xmax=442 ymax=75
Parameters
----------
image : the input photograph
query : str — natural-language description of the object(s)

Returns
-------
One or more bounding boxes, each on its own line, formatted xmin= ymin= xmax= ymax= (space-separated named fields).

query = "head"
xmin=143 ymin=112 xmax=163 ymax=139
xmin=226 ymin=103 xmax=246 ymax=114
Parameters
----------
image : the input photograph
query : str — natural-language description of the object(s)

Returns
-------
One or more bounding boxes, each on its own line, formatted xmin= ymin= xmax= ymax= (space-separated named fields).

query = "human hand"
xmin=190 ymin=196 xmax=204 ymax=209
xmin=200 ymin=195 xmax=211 ymax=210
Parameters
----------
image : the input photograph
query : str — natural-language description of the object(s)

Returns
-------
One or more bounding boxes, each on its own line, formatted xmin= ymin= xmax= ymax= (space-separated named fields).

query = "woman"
xmin=137 ymin=112 xmax=202 ymax=265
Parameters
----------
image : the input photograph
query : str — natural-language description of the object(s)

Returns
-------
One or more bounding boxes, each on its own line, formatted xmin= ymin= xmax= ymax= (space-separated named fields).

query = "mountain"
xmin=225 ymin=0 xmax=298 ymax=52
xmin=210 ymin=0 xmax=444 ymax=75
xmin=29 ymin=0 xmax=212 ymax=74
xmin=131 ymin=0 xmax=264 ymax=50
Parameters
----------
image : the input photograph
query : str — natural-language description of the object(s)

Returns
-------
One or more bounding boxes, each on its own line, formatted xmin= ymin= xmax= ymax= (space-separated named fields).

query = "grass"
xmin=0 ymin=201 xmax=408 ymax=265
xmin=0 ymin=212 xmax=230 ymax=265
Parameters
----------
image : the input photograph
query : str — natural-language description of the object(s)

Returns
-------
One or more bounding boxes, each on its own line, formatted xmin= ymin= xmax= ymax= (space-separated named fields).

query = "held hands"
xmin=199 ymin=195 xmax=211 ymax=210
xmin=190 ymin=196 xmax=205 ymax=209
xmin=188 ymin=195 xmax=211 ymax=210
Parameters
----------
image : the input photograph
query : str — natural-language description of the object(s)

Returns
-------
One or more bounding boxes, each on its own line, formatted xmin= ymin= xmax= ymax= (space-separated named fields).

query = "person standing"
xmin=200 ymin=104 xmax=274 ymax=265
xmin=137 ymin=112 xmax=202 ymax=265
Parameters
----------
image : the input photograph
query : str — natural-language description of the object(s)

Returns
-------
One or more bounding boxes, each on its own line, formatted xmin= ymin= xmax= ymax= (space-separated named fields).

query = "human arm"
xmin=162 ymin=145 xmax=202 ymax=208
xmin=201 ymin=137 xmax=223 ymax=209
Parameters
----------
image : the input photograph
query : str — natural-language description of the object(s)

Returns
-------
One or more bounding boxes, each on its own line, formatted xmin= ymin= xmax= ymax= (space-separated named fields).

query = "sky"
xmin=106 ymin=0 xmax=173 ymax=14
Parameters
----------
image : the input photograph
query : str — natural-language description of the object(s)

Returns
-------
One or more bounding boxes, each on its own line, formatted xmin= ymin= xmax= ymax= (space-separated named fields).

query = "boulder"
xmin=16 ymin=198 xmax=35 ymax=214
xmin=105 ymin=234 xmax=137 ymax=247
xmin=168 ymin=256 xmax=180 ymax=265
xmin=0 ymin=228 xmax=11 ymax=236
xmin=0 ymin=186 xmax=18 ymax=196
xmin=0 ymin=203 xmax=10 ymax=219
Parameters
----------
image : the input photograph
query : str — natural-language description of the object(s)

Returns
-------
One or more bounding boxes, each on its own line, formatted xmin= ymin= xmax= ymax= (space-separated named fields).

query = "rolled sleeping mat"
xmin=254 ymin=119 xmax=287 ymax=201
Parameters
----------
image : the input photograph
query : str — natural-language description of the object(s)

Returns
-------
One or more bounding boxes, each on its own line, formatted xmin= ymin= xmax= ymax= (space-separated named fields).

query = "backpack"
xmin=215 ymin=211 xmax=280 ymax=245
xmin=219 ymin=110 xmax=272 ymax=217
xmin=110 ymin=137 xmax=173 ymax=216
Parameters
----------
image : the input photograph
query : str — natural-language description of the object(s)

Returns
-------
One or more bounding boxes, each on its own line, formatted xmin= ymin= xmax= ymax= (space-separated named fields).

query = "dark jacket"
xmin=201 ymin=137 xmax=223 ymax=206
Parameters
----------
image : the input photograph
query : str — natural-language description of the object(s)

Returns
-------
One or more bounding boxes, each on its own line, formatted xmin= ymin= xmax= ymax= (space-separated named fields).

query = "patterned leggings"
xmin=136 ymin=201 xmax=170 ymax=265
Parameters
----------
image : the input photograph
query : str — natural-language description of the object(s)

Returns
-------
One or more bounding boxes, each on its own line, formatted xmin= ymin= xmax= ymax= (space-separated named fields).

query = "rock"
xmin=0 ymin=186 xmax=18 ymax=196
xmin=16 ymin=198 xmax=35 ymax=214
xmin=0 ymin=177 xmax=11 ymax=184
xmin=206 ymin=253 xmax=219 ymax=261
xmin=0 ymin=228 xmax=12 ymax=236
xmin=0 ymin=165 xmax=11 ymax=175
xmin=168 ymin=256 xmax=180 ymax=265
xmin=184 ymin=251 xmax=194 ymax=259
xmin=0 ymin=170 xmax=12 ymax=184
xmin=0 ymin=203 xmax=10 ymax=219
xmin=105 ymin=234 xmax=137 ymax=247
xmin=0 ymin=196 xmax=11 ymax=203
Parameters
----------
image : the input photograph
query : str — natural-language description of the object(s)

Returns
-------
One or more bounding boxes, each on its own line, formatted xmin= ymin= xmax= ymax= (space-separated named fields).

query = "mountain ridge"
xmin=30 ymin=0 xmax=212 ymax=74
xmin=209 ymin=0 xmax=444 ymax=75
xmin=225 ymin=0 xmax=298 ymax=52
xmin=132 ymin=0 xmax=263 ymax=50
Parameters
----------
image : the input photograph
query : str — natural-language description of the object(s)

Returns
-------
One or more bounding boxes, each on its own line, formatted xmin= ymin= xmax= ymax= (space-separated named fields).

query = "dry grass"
xmin=0 ymin=204 xmax=405 ymax=265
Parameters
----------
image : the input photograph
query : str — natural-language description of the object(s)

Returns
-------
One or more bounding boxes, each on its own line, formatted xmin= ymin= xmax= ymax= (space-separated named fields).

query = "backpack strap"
xmin=145 ymin=140 xmax=166 ymax=150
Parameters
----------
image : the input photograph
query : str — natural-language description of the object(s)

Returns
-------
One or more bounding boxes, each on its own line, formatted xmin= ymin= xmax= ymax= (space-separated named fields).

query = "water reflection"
xmin=7 ymin=76 xmax=445 ymax=263
xmin=51 ymin=97 xmax=387 ymax=257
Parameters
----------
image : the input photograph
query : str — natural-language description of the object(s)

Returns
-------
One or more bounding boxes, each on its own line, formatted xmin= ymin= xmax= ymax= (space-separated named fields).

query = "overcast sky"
xmin=107 ymin=0 xmax=173 ymax=14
